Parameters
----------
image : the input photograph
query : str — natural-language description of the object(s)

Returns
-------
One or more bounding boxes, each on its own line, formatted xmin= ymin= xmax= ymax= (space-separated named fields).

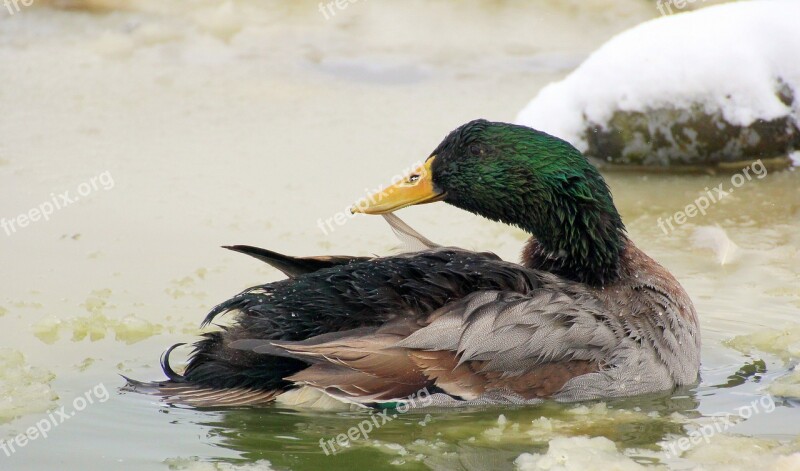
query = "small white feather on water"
xmin=690 ymin=226 xmax=739 ymax=265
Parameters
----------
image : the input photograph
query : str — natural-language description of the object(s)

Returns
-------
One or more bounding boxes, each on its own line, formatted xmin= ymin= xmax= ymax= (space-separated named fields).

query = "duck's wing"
xmin=395 ymin=289 xmax=615 ymax=402
xmin=231 ymin=285 xmax=621 ymax=405
xmin=127 ymin=247 xmax=543 ymax=406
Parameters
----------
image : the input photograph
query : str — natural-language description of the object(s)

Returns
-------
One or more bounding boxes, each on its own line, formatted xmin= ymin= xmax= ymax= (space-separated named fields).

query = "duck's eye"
xmin=469 ymin=144 xmax=481 ymax=155
xmin=408 ymin=174 xmax=420 ymax=183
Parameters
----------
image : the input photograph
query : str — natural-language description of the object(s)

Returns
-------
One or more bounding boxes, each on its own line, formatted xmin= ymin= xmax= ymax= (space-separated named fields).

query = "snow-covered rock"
xmin=516 ymin=0 xmax=800 ymax=168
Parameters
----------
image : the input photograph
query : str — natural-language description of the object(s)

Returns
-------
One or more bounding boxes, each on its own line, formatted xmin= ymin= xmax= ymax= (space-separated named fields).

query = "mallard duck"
xmin=127 ymin=119 xmax=700 ymax=407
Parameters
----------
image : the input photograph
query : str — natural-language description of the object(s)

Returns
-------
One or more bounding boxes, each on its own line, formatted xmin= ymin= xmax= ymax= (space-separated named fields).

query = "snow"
xmin=516 ymin=0 xmax=800 ymax=152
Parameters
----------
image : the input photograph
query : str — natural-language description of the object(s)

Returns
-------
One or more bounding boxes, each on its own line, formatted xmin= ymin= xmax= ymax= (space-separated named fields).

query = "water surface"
xmin=1 ymin=1 xmax=798 ymax=470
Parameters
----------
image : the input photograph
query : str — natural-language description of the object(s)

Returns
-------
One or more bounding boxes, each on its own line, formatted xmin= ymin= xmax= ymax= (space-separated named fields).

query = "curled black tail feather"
xmin=201 ymin=296 xmax=253 ymax=328
xmin=160 ymin=343 xmax=187 ymax=382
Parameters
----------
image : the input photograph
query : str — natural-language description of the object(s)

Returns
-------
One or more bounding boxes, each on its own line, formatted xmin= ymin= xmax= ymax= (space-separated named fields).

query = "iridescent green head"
xmin=354 ymin=119 xmax=627 ymax=285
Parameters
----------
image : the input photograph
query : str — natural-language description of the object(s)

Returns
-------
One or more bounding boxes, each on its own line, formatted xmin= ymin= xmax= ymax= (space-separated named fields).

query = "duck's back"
xmin=127 ymin=242 xmax=699 ymax=406
xmin=150 ymin=248 xmax=543 ymax=399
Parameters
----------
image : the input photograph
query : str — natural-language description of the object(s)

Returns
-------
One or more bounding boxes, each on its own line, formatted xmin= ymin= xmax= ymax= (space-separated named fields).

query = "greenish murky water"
xmin=1 ymin=1 xmax=798 ymax=470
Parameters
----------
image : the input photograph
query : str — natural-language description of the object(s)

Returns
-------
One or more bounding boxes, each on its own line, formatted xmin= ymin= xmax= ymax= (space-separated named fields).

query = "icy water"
xmin=1 ymin=1 xmax=799 ymax=470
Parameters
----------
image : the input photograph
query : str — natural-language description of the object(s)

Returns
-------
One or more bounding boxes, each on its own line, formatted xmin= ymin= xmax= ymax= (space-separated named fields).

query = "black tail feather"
xmin=222 ymin=245 xmax=367 ymax=278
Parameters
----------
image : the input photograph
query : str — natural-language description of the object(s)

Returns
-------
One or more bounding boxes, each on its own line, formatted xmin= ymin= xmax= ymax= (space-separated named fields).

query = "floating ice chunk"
xmin=164 ymin=458 xmax=275 ymax=471
xmin=769 ymin=367 xmax=800 ymax=399
xmin=514 ymin=436 xmax=647 ymax=470
xmin=32 ymin=314 xmax=63 ymax=344
xmin=682 ymin=434 xmax=800 ymax=471
xmin=726 ymin=324 xmax=800 ymax=362
xmin=0 ymin=349 xmax=58 ymax=423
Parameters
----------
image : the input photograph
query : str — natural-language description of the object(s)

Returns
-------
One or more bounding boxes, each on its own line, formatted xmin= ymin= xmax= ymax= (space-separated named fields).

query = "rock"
xmin=516 ymin=1 xmax=800 ymax=169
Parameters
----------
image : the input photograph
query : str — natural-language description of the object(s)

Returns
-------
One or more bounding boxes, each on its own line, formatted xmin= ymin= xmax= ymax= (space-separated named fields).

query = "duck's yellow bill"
xmin=351 ymin=157 xmax=444 ymax=215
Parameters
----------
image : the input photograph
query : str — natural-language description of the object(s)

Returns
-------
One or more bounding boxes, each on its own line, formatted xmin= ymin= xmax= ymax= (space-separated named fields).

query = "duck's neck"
xmin=517 ymin=180 xmax=627 ymax=287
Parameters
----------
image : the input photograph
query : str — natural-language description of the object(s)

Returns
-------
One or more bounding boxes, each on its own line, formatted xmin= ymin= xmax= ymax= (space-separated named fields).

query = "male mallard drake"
xmin=128 ymin=119 xmax=700 ymax=407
